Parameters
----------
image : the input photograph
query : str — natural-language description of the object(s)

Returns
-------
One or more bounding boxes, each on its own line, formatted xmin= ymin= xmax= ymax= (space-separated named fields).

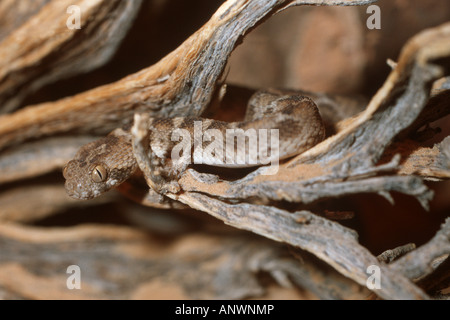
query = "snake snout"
xmin=64 ymin=180 xmax=92 ymax=200
xmin=63 ymin=161 xmax=96 ymax=200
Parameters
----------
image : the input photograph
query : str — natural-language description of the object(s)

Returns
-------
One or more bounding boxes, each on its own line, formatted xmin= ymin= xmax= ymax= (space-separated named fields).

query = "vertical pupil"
xmin=96 ymin=169 xmax=103 ymax=179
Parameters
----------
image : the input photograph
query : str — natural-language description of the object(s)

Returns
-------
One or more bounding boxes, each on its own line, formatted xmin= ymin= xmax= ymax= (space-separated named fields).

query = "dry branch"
xmin=0 ymin=183 xmax=117 ymax=223
xmin=0 ymin=0 xmax=50 ymax=42
xmin=0 ymin=223 xmax=372 ymax=300
xmin=0 ymin=136 xmax=96 ymax=184
xmin=164 ymin=192 xmax=428 ymax=299
xmin=0 ymin=0 xmax=142 ymax=113
xmin=390 ymin=218 xmax=450 ymax=281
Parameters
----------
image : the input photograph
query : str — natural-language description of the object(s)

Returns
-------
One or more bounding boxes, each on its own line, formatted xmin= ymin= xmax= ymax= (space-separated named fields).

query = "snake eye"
xmin=92 ymin=165 xmax=108 ymax=183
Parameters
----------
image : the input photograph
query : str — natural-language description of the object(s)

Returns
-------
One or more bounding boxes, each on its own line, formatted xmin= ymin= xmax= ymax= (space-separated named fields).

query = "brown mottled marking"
xmin=64 ymin=92 xmax=325 ymax=200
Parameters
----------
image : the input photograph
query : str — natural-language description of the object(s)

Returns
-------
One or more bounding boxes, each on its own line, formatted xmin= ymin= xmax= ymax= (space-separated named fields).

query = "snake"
xmin=63 ymin=91 xmax=325 ymax=200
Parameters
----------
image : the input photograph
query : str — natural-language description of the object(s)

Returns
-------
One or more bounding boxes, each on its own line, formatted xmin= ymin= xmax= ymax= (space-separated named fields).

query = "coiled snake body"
xmin=63 ymin=91 xmax=325 ymax=200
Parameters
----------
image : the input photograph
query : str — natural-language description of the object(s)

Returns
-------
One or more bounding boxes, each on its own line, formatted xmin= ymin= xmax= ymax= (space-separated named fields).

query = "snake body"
xmin=63 ymin=92 xmax=325 ymax=200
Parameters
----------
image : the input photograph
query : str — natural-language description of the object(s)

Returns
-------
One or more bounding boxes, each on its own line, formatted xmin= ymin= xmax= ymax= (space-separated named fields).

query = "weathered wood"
xmin=0 ymin=136 xmax=96 ymax=184
xmin=390 ymin=218 xmax=450 ymax=281
xmin=0 ymin=0 xmax=142 ymax=113
xmin=0 ymin=183 xmax=118 ymax=223
xmin=0 ymin=223 xmax=371 ymax=300
xmin=0 ymin=0 xmax=50 ymax=42
xmin=164 ymin=192 xmax=428 ymax=299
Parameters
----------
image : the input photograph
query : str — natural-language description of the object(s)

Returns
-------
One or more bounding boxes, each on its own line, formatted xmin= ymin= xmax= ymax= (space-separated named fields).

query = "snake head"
xmin=63 ymin=130 xmax=137 ymax=200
